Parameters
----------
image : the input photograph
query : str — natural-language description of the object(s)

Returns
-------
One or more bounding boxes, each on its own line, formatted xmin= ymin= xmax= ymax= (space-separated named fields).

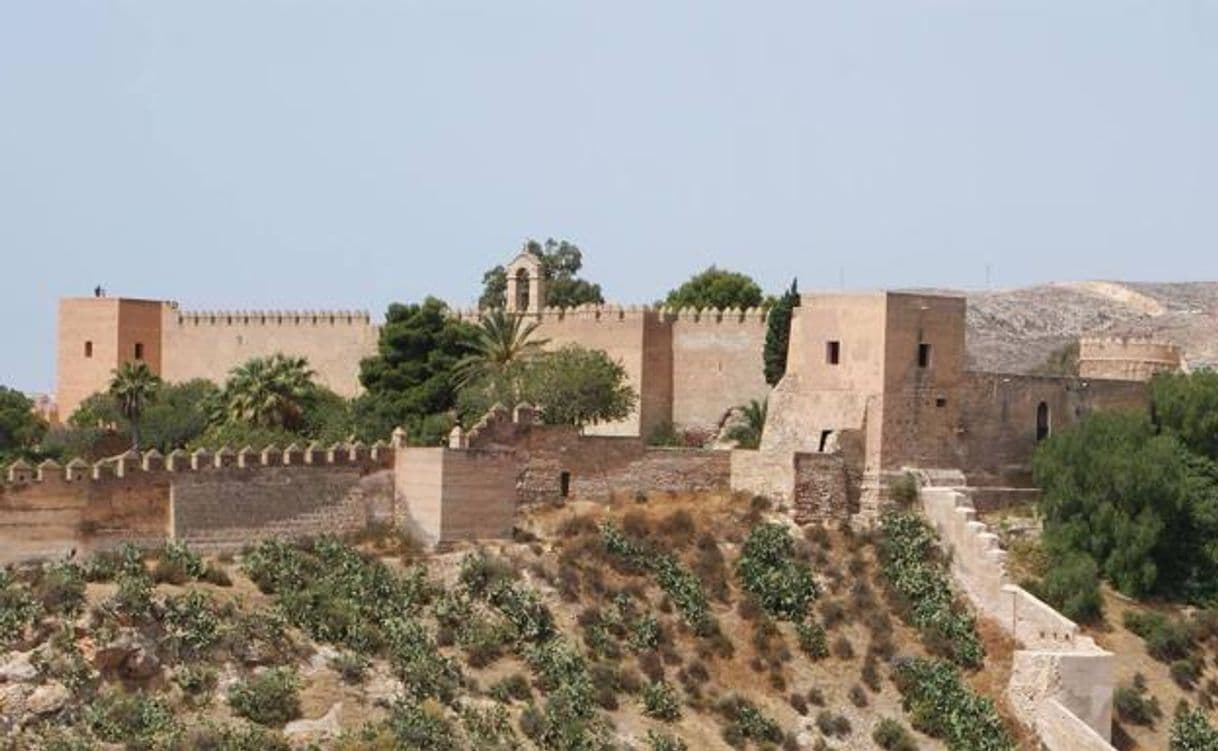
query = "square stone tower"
xmin=56 ymin=297 xmax=167 ymax=420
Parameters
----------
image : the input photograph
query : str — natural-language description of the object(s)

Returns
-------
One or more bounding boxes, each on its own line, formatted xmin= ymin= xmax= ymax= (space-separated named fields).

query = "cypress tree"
xmin=763 ymin=279 xmax=799 ymax=386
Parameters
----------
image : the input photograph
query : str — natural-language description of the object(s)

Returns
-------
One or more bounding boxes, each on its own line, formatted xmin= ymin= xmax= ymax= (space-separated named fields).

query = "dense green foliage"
xmin=736 ymin=523 xmax=818 ymax=621
xmin=479 ymin=239 xmax=604 ymax=310
xmin=453 ymin=309 xmax=548 ymax=389
xmin=355 ymin=297 xmax=478 ymax=444
xmin=242 ymin=536 xmax=432 ymax=654
xmin=0 ymin=568 xmax=41 ymax=646
xmin=663 ymin=266 xmax=764 ymax=311
xmin=227 ymin=668 xmax=301 ymax=727
xmin=1170 ymin=705 xmax=1218 ymax=750
xmin=458 ymin=344 xmax=637 ymax=428
xmin=0 ymin=385 xmax=47 ymax=463
xmin=878 ymin=511 xmax=983 ymax=668
xmin=211 ymin=354 xmax=317 ymax=430
xmin=893 ymin=657 xmax=1015 ymax=751
xmin=1153 ymin=370 xmax=1218 ymax=460
xmin=1024 ymin=550 xmax=1104 ymax=623
xmin=1033 ymin=408 xmax=1218 ymax=601
xmin=763 ymin=278 xmax=798 ymax=385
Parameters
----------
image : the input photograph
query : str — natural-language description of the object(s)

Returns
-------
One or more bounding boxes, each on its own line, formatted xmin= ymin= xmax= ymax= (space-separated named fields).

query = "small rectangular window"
xmin=134 ymin=342 xmax=144 ymax=360
xmin=84 ymin=341 xmax=93 ymax=358
xmin=559 ymin=471 xmax=571 ymax=498
xmin=935 ymin=397 xmax=947 ymax=408
xmin=826 ymin=341 xmax=841 ymax=365
xmin=918 ymin=343 xmax=932 ymax=368
xmin=818 ymin=430 xmax=833 ymax=453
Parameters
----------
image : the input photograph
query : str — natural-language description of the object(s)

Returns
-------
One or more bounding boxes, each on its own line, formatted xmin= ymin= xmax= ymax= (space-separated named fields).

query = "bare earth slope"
xmin=959 ymin=281 xmax=1218 ymax=374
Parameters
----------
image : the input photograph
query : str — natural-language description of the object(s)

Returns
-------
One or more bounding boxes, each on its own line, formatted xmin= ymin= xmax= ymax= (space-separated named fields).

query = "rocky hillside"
xmin=0 ymin=492 xmax=1024 ymax=750
xmin=960 ymin=281 xmax=1218 ymax=374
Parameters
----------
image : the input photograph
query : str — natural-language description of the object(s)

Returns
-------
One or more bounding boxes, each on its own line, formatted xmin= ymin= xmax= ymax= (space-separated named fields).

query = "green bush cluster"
xmin=878 ymin=511 xmax=983 ymax=668
xmin=641 ymin=680 xmax=682 ymax=721
xmin=893 ymin=657 xmax=1014 ymax=751
xmin=872 ymin=717 xmax=918 ymax=751
xmin=716 ymin=695 xmax=782 ymax=748
xmin=1024 ymin=550 xmax=1104 ymax=624
xmin=1124 ymin=610 xmax=1195 ymax=662
xmin=162 ymin=589 xmax=223 ymax=660
xmin=601 ymin=521 xmax=714 ymax=635
xmin=1114 ymin=674 xmax=1161 ymax=727
xmin=1170 ymin=705 xmax=1218 ymax=750
xmin=796 ymin=621 xmax=828 ymax=659
xmin=646 ymin=729 xmax=689 ymax=751
xmin=34 ymin=560 xmax=86 ymax=617
xmin=387 ymin=698 xmax=459 ymax=751
xmin=227 ymin=667 xmax=301 ymax=727
xmin=736 ymin=523 xmax=818 ymax=622
xmin=385 ymin=617 xmax=462 ymax=704
xmin=242 ymin=536 xmax=433 ymax=654
xmin=85 ymin=690 xmax=181 ymax=748
xmin=0 ymin=568 xmax=42 ymax=646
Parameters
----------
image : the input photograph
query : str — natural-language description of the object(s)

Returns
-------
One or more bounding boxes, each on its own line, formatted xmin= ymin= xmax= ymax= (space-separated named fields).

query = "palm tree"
xmin=726 ymin=398 xmax=767 ymax=449
xmin=453 ymin=310 xmax=549 ymax=390
xmin=220 ymin=354 xmax=316 ymax=430
xmin=109 ymin=361 xmax=162 ymax=450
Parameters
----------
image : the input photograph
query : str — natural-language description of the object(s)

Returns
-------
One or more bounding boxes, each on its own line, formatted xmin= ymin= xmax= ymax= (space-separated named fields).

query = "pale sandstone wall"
xmin=793 ymin=452 xmax=853 ymax=523
xmin=916 ymin=480 xmax=1114 ymax=747
xmin=57 ymin=299 xmax=167 ymax=420
xmin=161 ymin=308 xmax=379 ymax=397
xmin=731 ymin=450 xmax=796 ymax=504
xmin=1079 ymin=337 xmax=1182 ymax=382
xmin=1036 ymin=698 xmax=1116 ymax=751
xmin=669 ymin=309 xmax=769 ymax=433
xmin=394 ymin=447 xmax=517 ymax=547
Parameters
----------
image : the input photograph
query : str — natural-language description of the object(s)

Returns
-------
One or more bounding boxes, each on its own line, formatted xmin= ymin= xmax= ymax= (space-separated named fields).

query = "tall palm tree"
xmin=109 ymin=361 xmax=162 ymax=450
xmin=453 ymin=310 xmax=549 ymax=390
xmin=726 ymin=398 xmax=767 ymax=450
xmin=220 ymin=354 xmax=316 ymax=430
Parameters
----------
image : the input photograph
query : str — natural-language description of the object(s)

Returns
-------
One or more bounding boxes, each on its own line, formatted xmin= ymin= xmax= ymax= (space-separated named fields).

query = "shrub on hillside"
xmin=642 ymin=681 xmax=682 ymax=721
xmin=889 ymin=473 xmax=919 ymax=506
xmin=1124 ymin=610 xmax=1195 ymax=663
xmin=878 ymin=511 xmax=983 ymax=668
xmin=873 ymin=717 xmax=918 ymax=751
xmin=86 ymin=690 xmax=181 ymax=747
xmin=1114 ymin=675 xmax=1162 ymax=727
xmin=1170 ymin=705 xmax=1218 ymax=750
xmin=0 ymin=569 xmax=41 ymax=646
xmin=227 ymin=668 xmax=301 ymax=727
xmin=1024 ymin=550 xmax=1104 ymax=624
xmin=893 ymin=657 xmax=1014 ymax=751
xmin=736 ymin=523 xmax=819 ymax=622
xmin=34 ymin=561 xmax=86 ymax=617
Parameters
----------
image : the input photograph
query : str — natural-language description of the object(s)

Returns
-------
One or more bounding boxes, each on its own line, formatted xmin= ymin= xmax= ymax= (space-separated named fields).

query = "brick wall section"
xmin=171 ymin=466 xmax=391 ymax=552
xmin=0 ymin=447 xmax=394 ymax=563
xmin=793 ymin=453 xmax=853 ymax=523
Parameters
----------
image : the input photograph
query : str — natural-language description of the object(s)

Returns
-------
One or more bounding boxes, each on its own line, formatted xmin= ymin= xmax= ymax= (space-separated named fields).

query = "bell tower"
xmin=504 ymin=243 xmax=547 ymax=313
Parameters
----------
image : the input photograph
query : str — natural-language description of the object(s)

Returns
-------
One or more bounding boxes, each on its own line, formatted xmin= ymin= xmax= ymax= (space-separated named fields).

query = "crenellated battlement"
xmin=1078 ymin=335 xmax=1183 ymax=381
xmin=2 ymin=440 xmax=394 ymax=489
xmin=450 ymin=304 xmax=770 ymax=325
xmin=173 ymin=309 xmax=374 ymax=326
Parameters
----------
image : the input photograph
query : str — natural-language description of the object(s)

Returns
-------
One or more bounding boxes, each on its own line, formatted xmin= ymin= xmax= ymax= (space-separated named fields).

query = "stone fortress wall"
xmin=913 ymin=471 xmax=1117 ymax=751
xmin=1078 ymin=335 xmax=1184 ymax=382
xmin=55 ymin=247 xmax=772 ymax=438
xmin=0 ymin=442 xmax=395 ymax=565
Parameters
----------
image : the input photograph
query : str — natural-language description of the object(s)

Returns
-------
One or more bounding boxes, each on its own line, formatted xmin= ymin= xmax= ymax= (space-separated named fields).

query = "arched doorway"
xmin=1036 ymin=402 xmax=1051 ymax=442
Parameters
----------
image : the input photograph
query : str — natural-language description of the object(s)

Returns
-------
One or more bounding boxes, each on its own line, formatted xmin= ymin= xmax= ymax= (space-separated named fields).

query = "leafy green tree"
xmin=0 ymin=386 xmax=47 ymax=463
xmin=663 ymin=266 xmax=763 ymax=311
xmin=1152 ymin=369 xmax=1218 ymax=460
xmin=453 ymin=310 xmax=548 ymax=390
xmin=109 ymin=361 xmax=162 ymax=450
xmin=457 ymin=345 xmax=636 ymax=428
xmin=763 ymin=279 xmax=798 ymax=385
xmin=216 ymin=355 xmax=316 ymax=431
xmin=479 ymin=239 xmax=604 ymax=310
xmin=1034 ymin=410 xmax=1218 ymax=600
xmin=725 ymin=399 xmax=767 ymax=449
xmin=356 ymin=297 xmax=479 ymax=444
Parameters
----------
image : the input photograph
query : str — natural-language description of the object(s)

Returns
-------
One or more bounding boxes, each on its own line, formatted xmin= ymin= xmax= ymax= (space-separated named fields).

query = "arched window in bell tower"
xmin=515 ymin=268 xmax=530 ymax=311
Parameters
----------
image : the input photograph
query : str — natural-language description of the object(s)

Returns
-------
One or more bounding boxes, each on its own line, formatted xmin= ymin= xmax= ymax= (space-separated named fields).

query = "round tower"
xmin=1078 ymin=336 xmax=1182 ymax=381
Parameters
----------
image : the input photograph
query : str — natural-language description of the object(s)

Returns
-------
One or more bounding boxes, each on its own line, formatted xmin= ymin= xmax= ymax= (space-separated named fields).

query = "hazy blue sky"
xmin=2 ymin=2 xmax=1216 ymax=392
